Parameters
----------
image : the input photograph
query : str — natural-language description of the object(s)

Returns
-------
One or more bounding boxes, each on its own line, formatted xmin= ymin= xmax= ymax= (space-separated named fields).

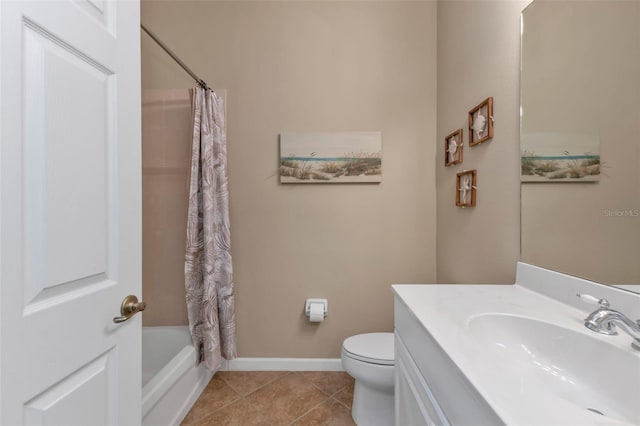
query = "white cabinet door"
xmin=395 ymin=334 xmax=449 ymax=426
xmin=0 ymin=0 xmax=142 ymax=424
xmin=396 ymin=357 xmax=431 ymax=426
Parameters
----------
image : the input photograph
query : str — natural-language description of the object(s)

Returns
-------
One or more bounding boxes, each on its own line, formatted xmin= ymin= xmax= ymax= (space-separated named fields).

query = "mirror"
xmin=520 ymin=0 xmax=640 ymax=291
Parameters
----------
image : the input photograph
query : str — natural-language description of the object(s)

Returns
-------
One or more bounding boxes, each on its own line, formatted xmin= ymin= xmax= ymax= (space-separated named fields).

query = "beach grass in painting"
xmin=521 ymin=152 xmax=600 ymax=181
xmin=280 ymin=132 xmax=382 ymax=183
xmin=521 ymin=132 xmax=600 ymax=182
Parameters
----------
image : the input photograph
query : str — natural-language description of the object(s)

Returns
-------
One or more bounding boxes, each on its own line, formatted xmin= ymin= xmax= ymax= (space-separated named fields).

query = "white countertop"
xmin=393 ymin=283 xmax=640 ymax=425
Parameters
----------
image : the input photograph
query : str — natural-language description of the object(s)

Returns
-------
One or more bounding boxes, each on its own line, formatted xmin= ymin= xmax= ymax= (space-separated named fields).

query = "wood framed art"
xmin=468 ymin=97 xmax=493 ymax=146
xmin=444 ymin=129 xmax=463 ymax=166
xmin=456 ymin=170 xmax=477 ymax=207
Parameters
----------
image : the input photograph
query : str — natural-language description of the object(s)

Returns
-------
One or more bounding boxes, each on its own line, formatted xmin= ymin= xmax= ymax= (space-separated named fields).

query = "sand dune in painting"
xmin=280 ymin=151 xmax=381 ymax=183
xmin=279 ymin=132 xmax=383 ymax=184
xmin=521 ymin=152 xmax=600 ymax=182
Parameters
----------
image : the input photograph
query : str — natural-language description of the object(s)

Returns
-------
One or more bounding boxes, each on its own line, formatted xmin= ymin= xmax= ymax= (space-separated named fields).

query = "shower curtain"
xmin=184 ymin=86 xmax=236 ymax=370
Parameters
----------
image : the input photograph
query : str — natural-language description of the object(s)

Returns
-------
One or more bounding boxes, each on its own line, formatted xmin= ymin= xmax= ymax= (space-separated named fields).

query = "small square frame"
xmin=456 ymin=170 xmax=477 ymax=207
xmin=468 ymin=97 xmax=493 ymax=146
xmin=444 ymin=129 xmax=463 ymax=166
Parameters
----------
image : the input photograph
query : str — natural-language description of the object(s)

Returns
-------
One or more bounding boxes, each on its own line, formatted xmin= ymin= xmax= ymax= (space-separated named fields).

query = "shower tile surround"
xmin=141 ymin=89 xmax=192 ymax=327
xmin=181 ymin=371 xmax=355 ymax=425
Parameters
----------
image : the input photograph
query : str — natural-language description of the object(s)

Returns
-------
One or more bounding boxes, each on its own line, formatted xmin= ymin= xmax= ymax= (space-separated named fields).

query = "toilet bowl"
xmin=341 ymin=333 xmax=395 ymax=426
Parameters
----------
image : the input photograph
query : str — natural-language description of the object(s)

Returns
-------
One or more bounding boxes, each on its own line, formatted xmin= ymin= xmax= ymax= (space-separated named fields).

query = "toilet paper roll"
xmin=309 ymin=303 xmax=325 ymax=322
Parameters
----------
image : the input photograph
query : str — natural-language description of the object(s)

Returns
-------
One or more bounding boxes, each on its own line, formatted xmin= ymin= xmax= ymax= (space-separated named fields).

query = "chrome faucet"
xmin=577 ymin=294 xmax=640 ymax=351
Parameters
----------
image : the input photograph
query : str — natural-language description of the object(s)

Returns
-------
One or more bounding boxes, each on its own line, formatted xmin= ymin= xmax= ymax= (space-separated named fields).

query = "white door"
xmin=0 ymin=0 xmax=142 ymax=424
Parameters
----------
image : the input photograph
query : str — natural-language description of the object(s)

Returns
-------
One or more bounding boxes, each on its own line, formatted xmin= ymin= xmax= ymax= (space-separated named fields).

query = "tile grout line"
xmin=330 ymin=395 xmax=352 ymax=411
xmin=286 ymin=372 xmax=354 ymax=425
xmin=299 ymin=371 xmax=353 ymax=398
xmin=199 ymin=372 xmax=290 ymax=420
xmin=286 ymin=392 xmax=354 ymax=426
xmin=187 ymin=390 xmax=242 ymax=424
xmin=286 ymin=394 xmax=333 ymax=426
xmin=296 ymin=372 xmax=355 ymax=412
xmin=327 ymin=380 xmax=354 ymax=410
xmin=189 ymin=376 xmax=274 ymax=426
xmin=291 ymin=371 xmax=336 ymax=423
xmin=218 ymin=371 xmax=291 ymax=398
xmin=188 ymin=371 xmax=354 ymax=425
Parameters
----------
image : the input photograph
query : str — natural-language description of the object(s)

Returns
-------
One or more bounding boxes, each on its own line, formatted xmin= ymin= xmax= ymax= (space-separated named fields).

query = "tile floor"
xmin=181 ymin=371 xmax=356 ymax=426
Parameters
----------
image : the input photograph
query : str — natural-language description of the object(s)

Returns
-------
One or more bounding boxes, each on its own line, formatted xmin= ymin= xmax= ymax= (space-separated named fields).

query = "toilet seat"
xmin=342 ymin=332 xmax=394 ymax=366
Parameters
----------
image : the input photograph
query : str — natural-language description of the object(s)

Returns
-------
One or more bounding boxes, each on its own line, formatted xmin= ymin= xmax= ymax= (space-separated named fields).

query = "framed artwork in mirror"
xmin=468 ymin=97 xmax=493 ymax=146
xmin=456 ymin=170 xmax=477 ymax=207
xmin=444 ymin=129 xmax=463 ymax=166
xmin=520 ymin=132 xmax=600 ymax=182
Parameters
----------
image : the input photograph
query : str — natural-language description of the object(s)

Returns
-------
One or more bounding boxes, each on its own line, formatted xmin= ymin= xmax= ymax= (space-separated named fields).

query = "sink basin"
xmin=468 ymin=313 xmax=640 ymax=424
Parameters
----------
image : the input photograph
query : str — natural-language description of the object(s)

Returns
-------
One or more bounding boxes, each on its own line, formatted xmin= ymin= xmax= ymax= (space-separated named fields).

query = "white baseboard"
xmin=219 ymin=357 xmax=343 ymax=372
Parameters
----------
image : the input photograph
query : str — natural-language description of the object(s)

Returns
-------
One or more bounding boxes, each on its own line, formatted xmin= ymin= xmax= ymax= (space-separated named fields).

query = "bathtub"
xmin=142 ymin=326 xmax=215 ymax=425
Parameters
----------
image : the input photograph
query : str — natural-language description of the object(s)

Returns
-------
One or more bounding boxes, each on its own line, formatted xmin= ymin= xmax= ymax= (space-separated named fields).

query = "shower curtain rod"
xmin=141 ymin=24 xmax=211 ymax=91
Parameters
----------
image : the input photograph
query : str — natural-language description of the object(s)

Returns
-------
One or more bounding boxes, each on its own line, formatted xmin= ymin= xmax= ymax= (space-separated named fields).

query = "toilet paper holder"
xmin=304 ymin=298 xmax=328 ymax=319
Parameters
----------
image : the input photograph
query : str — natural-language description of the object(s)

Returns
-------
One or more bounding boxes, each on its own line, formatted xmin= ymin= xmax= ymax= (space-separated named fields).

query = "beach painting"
xmin=521 ymin=132 xmax=600 ymax=182
xmin=280 ymin=132 xmax=382 ymax=183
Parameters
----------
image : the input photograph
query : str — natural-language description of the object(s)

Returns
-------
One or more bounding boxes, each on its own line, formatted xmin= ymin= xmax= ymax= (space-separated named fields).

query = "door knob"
xmin=113 ymin=295 xmax=146 ymax=323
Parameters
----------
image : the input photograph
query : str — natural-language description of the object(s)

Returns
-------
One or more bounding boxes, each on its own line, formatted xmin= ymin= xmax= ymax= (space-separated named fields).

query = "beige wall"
xmin=435 ymin=0 xmax=527 ymax=283
xmin=141 ymin=1 xmax=437 ymax=357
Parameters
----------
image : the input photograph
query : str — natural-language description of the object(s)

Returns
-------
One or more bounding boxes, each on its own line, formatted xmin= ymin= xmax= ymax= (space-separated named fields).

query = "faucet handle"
xmin=576 ymin=293 xmax=610 ymax=308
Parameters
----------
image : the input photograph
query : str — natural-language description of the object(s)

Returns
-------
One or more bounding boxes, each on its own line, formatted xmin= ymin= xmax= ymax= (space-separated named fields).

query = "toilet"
xmin=341 ymin=332 xmax=395 ymax=426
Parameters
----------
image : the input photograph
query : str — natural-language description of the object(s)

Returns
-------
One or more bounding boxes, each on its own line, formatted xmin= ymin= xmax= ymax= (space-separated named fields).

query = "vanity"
xmin=393 ymin=263 xmax=640 ymax=426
